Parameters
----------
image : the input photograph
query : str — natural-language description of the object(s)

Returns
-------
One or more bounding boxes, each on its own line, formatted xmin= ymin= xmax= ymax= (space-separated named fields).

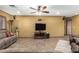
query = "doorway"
xmin=64 ymin=17 xmax=72 ymax=36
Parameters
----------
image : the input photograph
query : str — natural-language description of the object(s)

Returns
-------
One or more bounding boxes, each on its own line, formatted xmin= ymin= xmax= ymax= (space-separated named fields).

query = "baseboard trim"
xmin=18 ymin=37 xmax=31 ymax=38
xmin=18 ymin=36 xmax=66 ymax=39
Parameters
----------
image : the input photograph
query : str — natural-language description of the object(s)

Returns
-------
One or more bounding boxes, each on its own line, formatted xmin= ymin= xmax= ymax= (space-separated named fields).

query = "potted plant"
xmin=14 ymin=27 xmax=19 ymax=37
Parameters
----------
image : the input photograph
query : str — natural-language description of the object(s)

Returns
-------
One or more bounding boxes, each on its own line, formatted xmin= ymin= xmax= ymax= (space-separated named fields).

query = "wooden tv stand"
xmin=34 ymin=31 xmax=49 ymax=39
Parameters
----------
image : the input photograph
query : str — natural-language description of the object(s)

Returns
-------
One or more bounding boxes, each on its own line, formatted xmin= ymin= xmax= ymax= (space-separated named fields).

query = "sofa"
xmin=0 ymin=30 xmax=17 ymax=50
xmin=69 ymin=35 xmax=79 ymax=53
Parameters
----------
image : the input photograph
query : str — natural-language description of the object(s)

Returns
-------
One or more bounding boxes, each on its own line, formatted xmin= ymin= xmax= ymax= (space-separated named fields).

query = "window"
xmin=0 ymin=16 xmax=6 ymax=30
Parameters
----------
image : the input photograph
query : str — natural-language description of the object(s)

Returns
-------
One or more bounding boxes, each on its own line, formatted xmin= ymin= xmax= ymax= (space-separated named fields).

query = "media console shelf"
xmin=34 ymin=31 xmax=49 ymax=39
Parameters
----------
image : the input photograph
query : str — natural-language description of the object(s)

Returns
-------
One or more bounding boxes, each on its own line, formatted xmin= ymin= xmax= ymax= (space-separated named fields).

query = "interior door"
xmin=67 ymin=20 xmax=72 ymax=35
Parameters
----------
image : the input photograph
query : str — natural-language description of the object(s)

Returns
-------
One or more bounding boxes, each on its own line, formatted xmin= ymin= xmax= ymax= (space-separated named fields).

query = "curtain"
xmin=0 ymin=16 xmax=6 ymax=30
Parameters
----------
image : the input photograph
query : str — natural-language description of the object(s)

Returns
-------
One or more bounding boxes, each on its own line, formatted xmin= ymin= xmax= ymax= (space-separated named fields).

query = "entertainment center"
xmin=34 ymin=23 xmax=49 ymax=39
xmin=34 ymin=31 xmax=49 ymax=39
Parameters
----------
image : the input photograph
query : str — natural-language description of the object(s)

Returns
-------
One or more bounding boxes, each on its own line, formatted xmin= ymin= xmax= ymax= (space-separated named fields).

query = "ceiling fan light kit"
xmin=30 ymin=5 xmax=49 ymax=15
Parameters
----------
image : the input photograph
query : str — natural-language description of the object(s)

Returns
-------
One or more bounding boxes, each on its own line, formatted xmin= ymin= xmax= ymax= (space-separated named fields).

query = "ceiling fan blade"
xmin=30 ymin=7 xmax=37 ymax=10
xmin=42 ymin=6 xmax=47 ymax=10
xmin=42 ymin=11 xmax=49 ymax=13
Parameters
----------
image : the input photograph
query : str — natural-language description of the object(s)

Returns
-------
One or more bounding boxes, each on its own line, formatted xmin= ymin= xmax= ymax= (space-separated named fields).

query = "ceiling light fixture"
xmin=35 ymin=11 xmax=42 ymax=16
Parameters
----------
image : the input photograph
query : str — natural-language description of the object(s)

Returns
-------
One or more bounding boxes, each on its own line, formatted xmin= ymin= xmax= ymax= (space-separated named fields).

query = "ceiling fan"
xmin=29 ymin=5 xmax=49 ymax=14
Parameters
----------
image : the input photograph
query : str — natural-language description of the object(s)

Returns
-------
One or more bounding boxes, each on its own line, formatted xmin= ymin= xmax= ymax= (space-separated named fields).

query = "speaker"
xmin=13 ymin=16 xmax=16 ymax=20
xmin=38 ymin=19 xmax=42 ymax=21
xmin=63 ymin=16 xmax=66 ymax=20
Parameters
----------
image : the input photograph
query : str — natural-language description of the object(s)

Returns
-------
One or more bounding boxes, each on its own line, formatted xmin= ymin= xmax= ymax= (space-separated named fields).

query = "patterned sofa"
xmin=69 ymin=35 xmax=79 ymax=53
xmin=0 ymin=30 xmax=17 ymax=50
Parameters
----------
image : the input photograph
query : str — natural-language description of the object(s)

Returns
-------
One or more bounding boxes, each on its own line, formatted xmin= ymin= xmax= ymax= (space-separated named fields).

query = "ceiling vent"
xmin=9 ymin=5 xmax=15 ymax=7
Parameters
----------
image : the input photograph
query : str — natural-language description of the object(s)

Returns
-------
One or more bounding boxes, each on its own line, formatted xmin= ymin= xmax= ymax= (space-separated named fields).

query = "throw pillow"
xmin=10 ymin=32 xmax=14 ymax=36
xmin=5 ymin=31 xmax=11 ymax=37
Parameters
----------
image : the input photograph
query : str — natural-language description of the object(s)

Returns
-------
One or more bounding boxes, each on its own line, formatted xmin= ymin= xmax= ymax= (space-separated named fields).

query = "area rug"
xmin=54 ymin=40 xmax=72 ymax=53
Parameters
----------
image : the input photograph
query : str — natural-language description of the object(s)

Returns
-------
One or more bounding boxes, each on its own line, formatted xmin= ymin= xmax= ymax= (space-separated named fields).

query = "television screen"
xmin=35 ymin=23 xmax=46 ymax=30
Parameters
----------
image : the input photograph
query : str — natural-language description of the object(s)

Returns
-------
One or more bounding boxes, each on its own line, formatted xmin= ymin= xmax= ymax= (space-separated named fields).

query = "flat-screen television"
xmin=35 ymin=23 xmax=46 ymax=30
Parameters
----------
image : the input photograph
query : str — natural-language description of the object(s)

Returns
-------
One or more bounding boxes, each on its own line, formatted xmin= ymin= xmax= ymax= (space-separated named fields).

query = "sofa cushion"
xmin=0 ymin=35 xmax=17 ymax=49
xmin=73 ymin=37 xmax=79 ymax=45
xmin=71 ymin=42 xmax=79 ymax=53
xmin=69 ymin=38 xmax=76 ymax=45
xmin=5 ymin=31 xmax=15 ymax=37
xmin=0 ymin=33 xmax=6 ymax=39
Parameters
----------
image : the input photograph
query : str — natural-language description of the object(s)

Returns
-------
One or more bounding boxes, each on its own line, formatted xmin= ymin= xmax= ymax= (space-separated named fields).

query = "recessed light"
xmin=55 ymin=11 xmax=60 ymax=15
xmin=17 ymin=11 xmax=20 ymax=14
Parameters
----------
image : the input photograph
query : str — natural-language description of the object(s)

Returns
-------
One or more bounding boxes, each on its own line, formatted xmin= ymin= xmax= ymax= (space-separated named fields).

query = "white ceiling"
xmin=0 ymin=5 xmax=79 ymax=17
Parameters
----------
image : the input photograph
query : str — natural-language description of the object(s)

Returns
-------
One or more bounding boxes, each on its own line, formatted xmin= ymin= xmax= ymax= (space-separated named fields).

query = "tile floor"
xmin=5 ymin=37 xmax=68 ymax=52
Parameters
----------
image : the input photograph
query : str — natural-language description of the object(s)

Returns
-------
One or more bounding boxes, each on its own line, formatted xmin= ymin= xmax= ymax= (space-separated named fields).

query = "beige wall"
xmin=0 ymin=10 xmax=13 ymax=31
xmin=72 ymin=15 xmax=79 ymax=36
xmin=0 ymin=11 xmax=65 ymax=37
xmin=15 ymin=16 xmax=64 ymax=37
xmin=1 ymin=10 xmax=79 ymax=37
